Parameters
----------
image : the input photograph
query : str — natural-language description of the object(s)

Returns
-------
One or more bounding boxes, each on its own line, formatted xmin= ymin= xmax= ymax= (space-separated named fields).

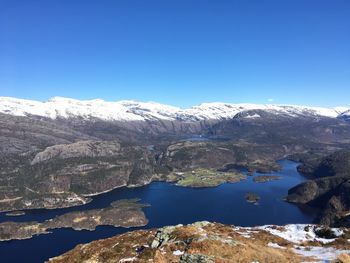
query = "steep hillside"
xmin=48 ymin=221 xmax=350 ymax=263
xmin=287 ymin=151 xmax=350 ymax=226
xmin=0 ymin=140 xmax=155 ymax=212
xmin=207 ymin=110 xmax=350 ymax=145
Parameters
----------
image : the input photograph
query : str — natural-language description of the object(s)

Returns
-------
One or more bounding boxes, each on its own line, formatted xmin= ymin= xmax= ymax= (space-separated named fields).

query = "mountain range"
xmin=1 ymin=96 xmax=350 ymax=227
xmin=1 ymin=96 xmax=349 ymax=121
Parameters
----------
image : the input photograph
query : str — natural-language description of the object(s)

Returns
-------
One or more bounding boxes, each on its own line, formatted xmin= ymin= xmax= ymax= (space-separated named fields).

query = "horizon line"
xmin=1 ymin=95 xmax=350 ymax=110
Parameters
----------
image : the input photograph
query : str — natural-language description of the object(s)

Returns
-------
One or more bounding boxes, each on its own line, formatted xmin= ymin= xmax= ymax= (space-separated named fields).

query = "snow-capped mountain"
xmin=0 ymin=96 xmax=349 ymax=122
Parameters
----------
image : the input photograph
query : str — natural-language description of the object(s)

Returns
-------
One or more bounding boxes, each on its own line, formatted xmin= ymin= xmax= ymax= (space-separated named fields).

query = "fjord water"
xmin=0 ymin=160 xmax=316 ymax=263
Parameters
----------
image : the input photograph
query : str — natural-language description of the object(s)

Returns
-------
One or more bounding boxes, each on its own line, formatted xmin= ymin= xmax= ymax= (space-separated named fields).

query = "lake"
xmin=0 ymin=160 xmax=316 ymax=263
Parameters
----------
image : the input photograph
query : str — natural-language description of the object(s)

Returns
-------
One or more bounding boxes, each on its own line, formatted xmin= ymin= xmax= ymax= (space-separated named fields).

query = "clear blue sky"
xmin=0 ymin=0 xmax=349 ymax=108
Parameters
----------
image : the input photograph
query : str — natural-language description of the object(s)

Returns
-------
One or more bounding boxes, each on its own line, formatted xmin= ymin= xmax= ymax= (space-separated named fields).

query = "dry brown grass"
xmin=332 ymin=253 xmax=350 ymax=263
xmin=47 ymin=223 xmax=346 ymax=263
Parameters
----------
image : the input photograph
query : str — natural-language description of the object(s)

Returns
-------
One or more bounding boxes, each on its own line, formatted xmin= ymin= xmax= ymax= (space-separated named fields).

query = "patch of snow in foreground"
xmin=267 ymin=242 xmax=286 ymax=249
xmin=232 ymin=226 xmax=259 ymax=238
xmin=237 ymin=232 xmax=251 ymax=238
xmin=119 ymin=257 xmax=137 ymax=262
xmin=173 ymin=250 xmax=184 ymax=256
xmin=295 ymin=246 xmax=350 ymax=263
xmin=257 ymin=224 xmax=343 ymax=244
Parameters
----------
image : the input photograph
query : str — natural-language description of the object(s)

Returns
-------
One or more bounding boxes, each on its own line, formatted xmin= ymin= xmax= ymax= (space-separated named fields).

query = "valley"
xmin=1 ymin=97 xmax=350 ymax=262
xmin=0 ymin=160 xmax=315 ymax=262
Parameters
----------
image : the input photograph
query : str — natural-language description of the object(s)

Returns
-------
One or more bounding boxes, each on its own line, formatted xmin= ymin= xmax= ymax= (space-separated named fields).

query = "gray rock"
xmin=31 ymin=140 xmax=121 ymax=165
xmin=151 ymin=226 xmax=177 ymax=248
xmin=180 ymin=254 xmax=214 ymax=263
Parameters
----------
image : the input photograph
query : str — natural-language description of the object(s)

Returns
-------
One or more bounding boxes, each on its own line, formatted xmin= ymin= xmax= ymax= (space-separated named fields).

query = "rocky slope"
xmin=206 ymin=109 xmax=350 ymax=145
xmin=287 ymin=151 xmax=350 ymax=226
xmin=0 ymin=140 xmax=155 ymax=212
xmin=158 ymin=140 xmax=283 ymax=174
xmin=48 ymin=221 xmax=350 ymax=263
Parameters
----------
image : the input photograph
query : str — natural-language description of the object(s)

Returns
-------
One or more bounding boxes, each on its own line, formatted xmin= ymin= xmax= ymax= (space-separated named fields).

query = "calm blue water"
xmin=0 ymin=160 xmax=316 ymax=263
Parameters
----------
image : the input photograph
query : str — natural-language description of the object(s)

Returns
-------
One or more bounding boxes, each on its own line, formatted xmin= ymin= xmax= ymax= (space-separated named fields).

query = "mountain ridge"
xmin=1 ymin=96 xmax=349 ymax=122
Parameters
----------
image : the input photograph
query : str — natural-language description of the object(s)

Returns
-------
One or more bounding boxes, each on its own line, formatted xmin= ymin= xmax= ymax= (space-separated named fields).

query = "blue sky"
xmin=0 ymin=0 xmax=349 ymax=108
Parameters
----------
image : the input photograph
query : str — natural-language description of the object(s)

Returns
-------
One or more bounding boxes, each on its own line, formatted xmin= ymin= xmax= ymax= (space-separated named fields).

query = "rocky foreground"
xmin=48 ymin=222 xmax=350 ymax=263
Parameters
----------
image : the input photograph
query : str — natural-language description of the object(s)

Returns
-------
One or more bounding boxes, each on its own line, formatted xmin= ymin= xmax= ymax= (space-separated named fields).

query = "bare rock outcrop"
xmin=31 ymin=140 xmax=121 ymax=165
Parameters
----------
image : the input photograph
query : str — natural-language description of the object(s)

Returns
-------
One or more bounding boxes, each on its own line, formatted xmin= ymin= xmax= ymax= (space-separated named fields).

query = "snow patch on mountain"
xmin=0 ymin=97 xmax=349 ymax=122
xmin=0 ymin=97 xmax=180 ymax=121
